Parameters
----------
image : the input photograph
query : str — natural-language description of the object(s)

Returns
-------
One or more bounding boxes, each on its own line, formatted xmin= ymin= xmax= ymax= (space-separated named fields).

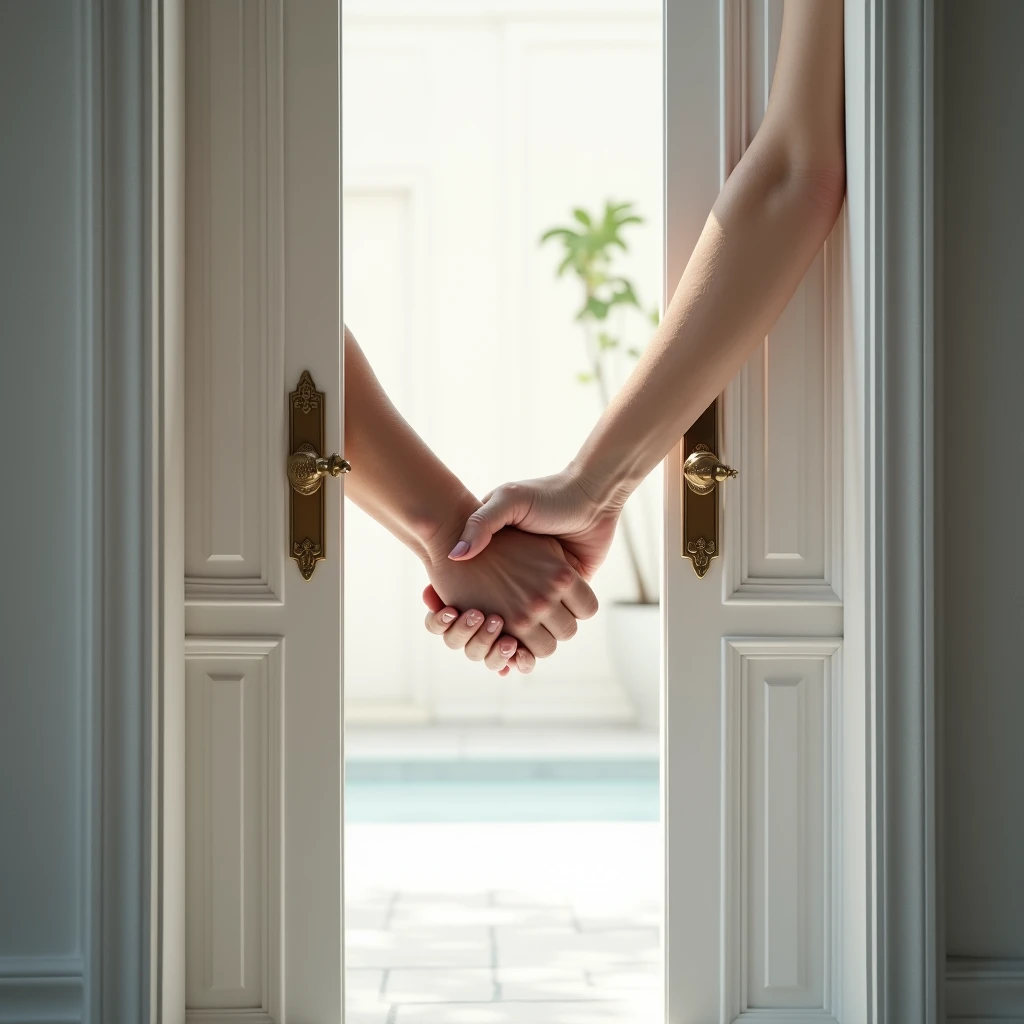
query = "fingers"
xmin=422 ymin=584 xmax=445 ymax=614
xmin=514 ymin=647 xmax=537 ymax=674
xmin=464 ymin=614 xmax=508 ymax=662
xmin=561 ymin=572 xmax=600 ymax=621
xmin=543 ymin=602 xmax=579 ymax=642
xmin=442 ymin=609 xmax=488 ymax=651
xmin=424 ymin=602 xmax=460 ymax=636
xmin=483 ymin=629 xmax=519 ymax=671
xmin=423 ymin=602 xmax=518 ymax=674
xmin=516 ymin=623 xmax=558 ymax=660
xmin=448 ymin=484 xmax=529 ymax=562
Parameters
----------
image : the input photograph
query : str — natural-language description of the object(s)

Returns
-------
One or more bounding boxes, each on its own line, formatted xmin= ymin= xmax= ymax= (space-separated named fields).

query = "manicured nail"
xmin=499 ymin=640 xmax=516 ymax=657
xmin=486 ymin=617 xmax=500 ymax=633
xmin=441 ymin=610 xmax=457 ymax=623
xmin=466 ymin=611 xmax=483 ymax=627
xmin=448 ymin=540 xmax=470 ymax=559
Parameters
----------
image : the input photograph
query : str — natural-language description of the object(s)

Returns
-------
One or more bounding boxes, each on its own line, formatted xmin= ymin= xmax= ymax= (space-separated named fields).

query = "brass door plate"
xmin=289 ymin=370 xmax=327 ymax=580
xmin=682 ymin=399 xmax=721 ymax=579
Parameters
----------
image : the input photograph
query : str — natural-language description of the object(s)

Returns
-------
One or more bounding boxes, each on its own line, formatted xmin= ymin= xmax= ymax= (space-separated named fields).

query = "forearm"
xmin=343 ymin=326 xmax=477 ymax=564
xmin=571 ymin=140 xmax=844 ymax=508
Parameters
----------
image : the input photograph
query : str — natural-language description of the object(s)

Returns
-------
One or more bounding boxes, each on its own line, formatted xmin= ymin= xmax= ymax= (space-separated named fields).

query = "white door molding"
xmin=845 ymin=0 xmax=940 ymax=1020
xmin=89 ymin=0 xmax=169 ymax=1021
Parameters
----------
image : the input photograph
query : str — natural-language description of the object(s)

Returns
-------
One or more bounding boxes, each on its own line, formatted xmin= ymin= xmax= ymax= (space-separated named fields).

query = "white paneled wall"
xmin=0 ymin=4 xmax=93 ymax=1019
xmin=342 ymin=0 xmax=662 ymax=721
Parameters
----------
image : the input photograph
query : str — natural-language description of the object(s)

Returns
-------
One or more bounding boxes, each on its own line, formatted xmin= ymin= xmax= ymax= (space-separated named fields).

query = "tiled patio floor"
xmin=346 ymin=822 xmax=661 ymax=1023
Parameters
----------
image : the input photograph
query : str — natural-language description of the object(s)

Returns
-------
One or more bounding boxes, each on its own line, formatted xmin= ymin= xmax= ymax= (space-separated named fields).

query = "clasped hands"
xmin=418 ymin=466 xmax=624 ymax=675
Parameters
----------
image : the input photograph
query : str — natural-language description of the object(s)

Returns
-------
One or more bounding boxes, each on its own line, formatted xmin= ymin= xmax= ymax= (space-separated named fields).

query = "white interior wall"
xmin=342 ymin=0 xmax=662 ymax=722
xmin=942 ymin=0 xmax=1024 ymax=1001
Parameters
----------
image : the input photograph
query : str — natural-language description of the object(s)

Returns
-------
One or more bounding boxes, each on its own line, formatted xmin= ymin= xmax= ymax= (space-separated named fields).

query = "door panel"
xmin=183 ymin=1 xmax=344 ymax=1020
xmin=664 ymin=3 xmax=844 ymax=1021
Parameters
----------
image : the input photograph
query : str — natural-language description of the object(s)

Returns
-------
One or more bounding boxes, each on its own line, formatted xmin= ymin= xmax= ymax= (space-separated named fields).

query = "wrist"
xmin=413 ymin=489 xmax=482 ymax=569
xmin=565 ymin=450 xmax=637 ymax=517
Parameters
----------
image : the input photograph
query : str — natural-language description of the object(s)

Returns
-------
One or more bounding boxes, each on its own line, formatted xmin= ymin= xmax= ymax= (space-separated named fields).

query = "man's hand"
xmin=424 ymin=525 xmax=599 ymax=661
xmin=445 ymin=469 xmax=621 ymax=581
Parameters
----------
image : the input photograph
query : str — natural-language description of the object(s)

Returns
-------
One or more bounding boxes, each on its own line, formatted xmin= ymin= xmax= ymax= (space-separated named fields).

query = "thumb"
xmin=448 ymin=485 xmax=524 ymax=561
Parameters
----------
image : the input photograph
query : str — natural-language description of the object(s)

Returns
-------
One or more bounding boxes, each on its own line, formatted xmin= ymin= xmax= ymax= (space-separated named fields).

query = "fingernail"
xmin=441 ymin=610 xmax=457 ymax=623
xmin=448 ymin=540 xmax=470 ymax=559
xmin=499 ymin=640 xmax=516 ymax=657
xmin=466 ymin=611 xmax=483 ymax=627
xmin=486 ymin=617 xmax=500 ymax=633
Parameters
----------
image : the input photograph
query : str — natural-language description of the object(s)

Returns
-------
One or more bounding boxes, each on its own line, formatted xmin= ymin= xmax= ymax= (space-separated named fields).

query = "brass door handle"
xmin=287 ymin=370 xmax=347 ymax=580
xmin=287 ymin=443 xmax=350 ymax=496
xmin=682 ymin=445 xmax=737 ymax=495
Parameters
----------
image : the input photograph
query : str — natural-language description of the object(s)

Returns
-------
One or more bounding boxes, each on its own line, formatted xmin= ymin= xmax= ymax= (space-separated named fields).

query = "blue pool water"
xmin=345 ymin=760 xmax=659 ymax=823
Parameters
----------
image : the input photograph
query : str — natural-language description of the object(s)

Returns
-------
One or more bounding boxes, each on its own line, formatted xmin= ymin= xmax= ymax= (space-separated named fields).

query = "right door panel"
xmin=663 ymin=3 xmax=844 ymax=1021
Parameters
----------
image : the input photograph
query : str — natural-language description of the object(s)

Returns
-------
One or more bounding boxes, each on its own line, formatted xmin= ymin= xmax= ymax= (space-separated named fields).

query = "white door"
xmin=663 ymin=4 xmax=846 ymax=1021
xmin=182 ymin=1 xmax=344 ymax=1020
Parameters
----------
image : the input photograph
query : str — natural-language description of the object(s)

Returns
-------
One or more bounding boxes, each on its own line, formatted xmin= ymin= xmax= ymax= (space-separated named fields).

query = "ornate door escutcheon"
xmin=287 ymin=370 xmax=349 ymax=580
xmin=681 ymin=398 xmax=736 ymax=579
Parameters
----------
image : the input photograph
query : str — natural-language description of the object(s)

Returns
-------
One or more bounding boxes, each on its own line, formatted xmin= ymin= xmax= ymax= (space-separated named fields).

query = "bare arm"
xmin=574 ymin=0 xmax=845 ymax=504
xmin=343 ymin=326 xmax=598 ymax=663
xmin=447 ymin=0 xmax=847 ymax=569
xmin=343 ymin=324 xmax=478 ymax=562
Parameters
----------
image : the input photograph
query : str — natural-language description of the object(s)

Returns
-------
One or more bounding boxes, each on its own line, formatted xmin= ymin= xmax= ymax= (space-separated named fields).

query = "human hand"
xmin=423 ymin=524 xmax=599 ymax=661
xmin=420 ymin=586 xmax=538 ymax=676
xmin=445 ymin=469 xmax=622 ymax=581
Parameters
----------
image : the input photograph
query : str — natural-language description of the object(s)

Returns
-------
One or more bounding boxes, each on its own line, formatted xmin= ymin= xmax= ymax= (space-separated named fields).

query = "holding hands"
xmin=422 ymin=466 xmax=625 ymax=674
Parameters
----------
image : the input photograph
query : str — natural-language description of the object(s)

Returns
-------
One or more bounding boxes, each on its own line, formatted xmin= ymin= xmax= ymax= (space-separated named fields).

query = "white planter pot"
xmin=606 ymin=601 xmax=660 ymax=731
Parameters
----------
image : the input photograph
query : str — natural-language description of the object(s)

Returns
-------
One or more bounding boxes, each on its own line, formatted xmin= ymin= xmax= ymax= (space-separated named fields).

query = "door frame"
xmin=93 ymin=0 xmax=940 ymax=1021
xmin=80 ymin=0 xmax=184 ymax=1020
xmin=846 ymin=0 xmax=943 ymax=1019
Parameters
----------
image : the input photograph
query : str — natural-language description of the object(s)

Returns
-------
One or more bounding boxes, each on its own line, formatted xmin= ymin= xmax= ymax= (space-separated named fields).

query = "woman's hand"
xmin=421 ymin=586 xmax=537 ymax=676
xmin=423 ymin=524 xmax=599 ymax=661
xmin=445 ymin=468 xmax=622 ymax=581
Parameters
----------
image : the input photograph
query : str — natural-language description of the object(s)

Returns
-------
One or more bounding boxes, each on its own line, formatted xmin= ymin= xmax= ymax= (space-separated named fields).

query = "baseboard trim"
xmin=185 ymin=1011 xmax=276 ymax=1024
xmin=947 ymin=957 xmax=1024 ymax=1021
xmin=0 ymin=958 xmax=83 ymax=1024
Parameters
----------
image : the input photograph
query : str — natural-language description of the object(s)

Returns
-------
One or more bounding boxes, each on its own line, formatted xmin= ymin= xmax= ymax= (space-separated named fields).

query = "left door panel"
xmin=183 ymin=2 xmax=344 ymax=1020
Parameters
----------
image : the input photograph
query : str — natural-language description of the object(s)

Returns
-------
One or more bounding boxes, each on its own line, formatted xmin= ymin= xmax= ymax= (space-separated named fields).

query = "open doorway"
xmin=342 ymin=0 xmax=663 ymax=1018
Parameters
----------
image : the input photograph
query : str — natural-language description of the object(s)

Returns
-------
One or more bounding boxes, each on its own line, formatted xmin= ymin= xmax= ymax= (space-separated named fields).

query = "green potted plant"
xmin=540 ymin=200 xmax=661 ymax=729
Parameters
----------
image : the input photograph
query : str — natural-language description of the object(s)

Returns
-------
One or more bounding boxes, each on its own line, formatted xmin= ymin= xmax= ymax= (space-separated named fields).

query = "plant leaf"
xmin=573 ymin=208 xmax=593 ymax=227
xmin=577 ymin=371 xmax=596 ymax=384
xmin=597 ymin=332 xmax=620 ymax=351
xmin=578 ymin=296 xmax=610 ymax=320
xmin=540 ymin=226 xmax=578 ymax=245
xmin=627 ymin=346 xmax=642 ymax=359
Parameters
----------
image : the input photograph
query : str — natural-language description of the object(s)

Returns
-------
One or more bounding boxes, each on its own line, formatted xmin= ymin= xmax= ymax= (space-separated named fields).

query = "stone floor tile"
xmin=386 ymin=967 xmax=496 ymax=1003
xmin=346 ymin=926 xmax=492 ymax=969
xmin=345 ymin=968 xmax=386 ymax=1007
xmin=494 ymin=926 xmax=660 ymax=972
xmin=341 ymin=1006 xmax=390 ymax=1024
xmin=495 ymin=967 xmax=595 ymax=1001
xmin=492 ymin=888 xmax=572 ymax=909
xmin=391 ymin=900 xmax=573 ymax=931
xmin=391 ymin=999 xmax=657 ymax=1023
xmin=589 ymin=966 xmax=660 ymax=996
xmin=574 ymin=906 xmax=661 ymax=931
xmin=346 ymin=894 xmax=396 ymax=930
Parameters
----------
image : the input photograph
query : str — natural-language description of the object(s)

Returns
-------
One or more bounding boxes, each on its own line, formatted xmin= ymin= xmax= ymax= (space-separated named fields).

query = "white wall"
xmin=342 ymin=0 xmax=662 ymax=722
xmin=0 ymin=2 xmax=92 ymax=1017
xmin=942 ymin=0 xmax=1024 ymax=995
